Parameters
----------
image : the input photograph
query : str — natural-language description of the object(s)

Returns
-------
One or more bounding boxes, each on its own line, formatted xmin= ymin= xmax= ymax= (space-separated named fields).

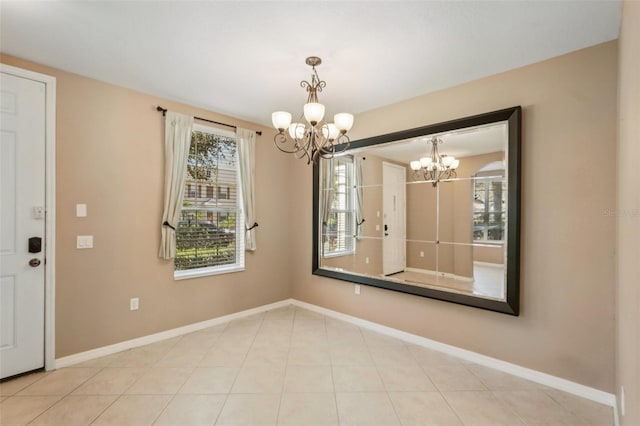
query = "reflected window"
xmin=473 ymin=174 xmax=506 ymax=242
xmin=324 ymin=156 xmax=356 ymax=257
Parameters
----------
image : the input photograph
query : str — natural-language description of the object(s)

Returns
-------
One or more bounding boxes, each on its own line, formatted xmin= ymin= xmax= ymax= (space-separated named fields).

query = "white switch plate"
xmin=376 ymin=225 xmax=380 ymax=231
xmin=76 ymin=204 xmax=87 ymax=217
xmin=130 ymin=298 xmax=139 ymax=311
xmin=76 ymin=235 xmax=93 ymax=249
xmin=365 ymin=257 xmax=369 ymax=264
xmin=354 ymin=284 xmax=361 ymax=295
xmin=33 ymin=206 xmax=45 ymax=220
xmin=420 ymin=251 xmax=425 ymax=257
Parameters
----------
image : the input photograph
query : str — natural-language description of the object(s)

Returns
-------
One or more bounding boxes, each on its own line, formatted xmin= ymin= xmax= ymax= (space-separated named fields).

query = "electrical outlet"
xmin=76 ymin=235 xmax=93 ymax=249
xmin=365 ymin=257 xmax=370 ymax=264
xmin=130 ymin=298 xmax=139 ymax=311
xmin=621 ymin=386 xmax=625 ymax=416
xmin=420 ymin=251 xmax=425 ymax=257
xmin=354 ymin=284 xmax=361 ymax=295
xmin=76 ymin=203 xmax=87 ymax=217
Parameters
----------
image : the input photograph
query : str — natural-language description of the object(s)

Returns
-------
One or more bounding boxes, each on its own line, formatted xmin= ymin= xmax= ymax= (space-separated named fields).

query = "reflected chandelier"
xmin=271 ymin=56 xmax=354 ymax=164
xmin=410 ymin=137 xmax=460 ymax=187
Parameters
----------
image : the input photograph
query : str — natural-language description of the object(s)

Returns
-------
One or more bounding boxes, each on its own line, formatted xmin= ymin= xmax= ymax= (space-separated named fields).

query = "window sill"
xmin=323 ymin=251 xmax=355 ymax=259
xmin=174 ymin=264 xmax=245 ymax=281
xmin=473 ymin=241 xmax=505 ymax=246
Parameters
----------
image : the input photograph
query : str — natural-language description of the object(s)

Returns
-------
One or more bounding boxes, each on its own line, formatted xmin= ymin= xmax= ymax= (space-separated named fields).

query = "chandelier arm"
xmin=273 ymin=132 xmax=304 ymax=154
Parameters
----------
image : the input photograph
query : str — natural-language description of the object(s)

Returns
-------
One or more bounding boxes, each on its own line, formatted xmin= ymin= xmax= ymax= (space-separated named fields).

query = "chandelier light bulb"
xmin=288 ymin=122 xmax=305 ymax=140
xmin=322 ymin=123 xmax=340 ymax=140
xmin=442 ymin=156 xmax=455 ymax=168
xmin=303 ymin=102 xmax=325 ymax=125
xmin=334 ymin=113 xmax=354 ymax=132
xmin=272 ymin=111 xmax=292 ymax=131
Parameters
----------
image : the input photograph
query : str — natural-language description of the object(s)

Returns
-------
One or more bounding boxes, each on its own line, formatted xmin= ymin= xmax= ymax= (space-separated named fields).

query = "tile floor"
xmin=0 ymin=305 xmax=614 ymax=425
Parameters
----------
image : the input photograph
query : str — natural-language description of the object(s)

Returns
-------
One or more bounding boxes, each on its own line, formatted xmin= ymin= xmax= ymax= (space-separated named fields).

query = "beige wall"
xmin=616 ymin=1 xmax=640 ymax=423
xmin=292 ymin=41 xmax=618 ymax=392
xmin=1 ymin=54 xmax=292 ymax=358
xmin=0 ymin=38 xmax=624 ymax=397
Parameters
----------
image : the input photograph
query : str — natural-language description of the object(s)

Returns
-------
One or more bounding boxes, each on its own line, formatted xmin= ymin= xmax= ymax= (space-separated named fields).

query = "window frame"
xmin=323 ymin=155 xmax=357 ymax=258
xmin=472 ymin=175 xmax=506 ymax=244
xmin=174 ymin=124 xmax=245 ymax=280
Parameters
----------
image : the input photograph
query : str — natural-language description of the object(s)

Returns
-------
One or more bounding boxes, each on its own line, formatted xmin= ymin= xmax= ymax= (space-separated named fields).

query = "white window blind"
xmin=324 ymin=156 xmax=356 ymax=256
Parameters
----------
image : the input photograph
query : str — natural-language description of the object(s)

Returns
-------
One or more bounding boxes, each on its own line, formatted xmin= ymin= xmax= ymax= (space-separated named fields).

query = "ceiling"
xmin=0 ymin=1 xmax=621 ymax=129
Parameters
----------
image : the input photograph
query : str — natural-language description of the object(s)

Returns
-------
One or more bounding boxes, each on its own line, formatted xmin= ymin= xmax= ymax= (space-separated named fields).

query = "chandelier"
xmin=271 ymin=57 xmax=354 ymax=164
xmin=410 ymin=137 xmax=460 ymax=187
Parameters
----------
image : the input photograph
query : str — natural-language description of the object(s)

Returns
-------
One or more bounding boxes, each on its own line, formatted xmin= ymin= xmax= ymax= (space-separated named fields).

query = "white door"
xmin=382 ymin=162 xmax=406 ymax=275
xmin=0 ymin=72 xmax=46 ymax=379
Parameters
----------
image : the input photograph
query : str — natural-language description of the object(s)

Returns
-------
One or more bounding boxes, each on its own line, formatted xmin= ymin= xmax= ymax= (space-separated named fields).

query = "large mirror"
xmin=313 ymin=107 xmax=521 ymax=315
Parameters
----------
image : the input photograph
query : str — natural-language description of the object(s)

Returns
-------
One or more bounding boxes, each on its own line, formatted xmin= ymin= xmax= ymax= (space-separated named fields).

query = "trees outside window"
xmin=174 ymin=125 xmax=244 ymax=275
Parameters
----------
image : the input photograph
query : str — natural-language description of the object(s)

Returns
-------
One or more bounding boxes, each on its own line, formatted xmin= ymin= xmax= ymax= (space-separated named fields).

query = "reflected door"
xmin=0 ymin=72 xmax=46 ymax=379
xmin=382 ymin=162 xmax=406 ymax=275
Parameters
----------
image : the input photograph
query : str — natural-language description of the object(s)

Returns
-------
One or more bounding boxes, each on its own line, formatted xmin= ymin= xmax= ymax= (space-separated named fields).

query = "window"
xmin=217 ymin=186 xmax=230 ymax=200
xmin=174 ymin=124 xmax=244 ymax=278
xmin=473 ymin=175 xmax=506 ymax=242
xmin=324 ymin=156 xmax=356 ymax=256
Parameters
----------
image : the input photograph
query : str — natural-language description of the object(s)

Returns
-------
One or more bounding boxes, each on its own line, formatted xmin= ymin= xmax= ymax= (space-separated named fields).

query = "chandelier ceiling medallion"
xmin=271 ymin=56 xmax=354 ymax=164
xmin=410 ymin=137 xmax=460 ymax=187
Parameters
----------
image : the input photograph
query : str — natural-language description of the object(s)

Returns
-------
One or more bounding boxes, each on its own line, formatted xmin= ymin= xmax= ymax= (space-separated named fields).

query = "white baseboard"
xmin=290 ymin=299 xmax=617 ymax=409
xmin=473 ymin=261 xmax=504 ymax=268
xmin=55 ymin=299 xmax=292 ymax=368
xmin=405 ymin=267 xmax=474 ymax=282
xmin=54 ymin=297 xmax=616 ymax=413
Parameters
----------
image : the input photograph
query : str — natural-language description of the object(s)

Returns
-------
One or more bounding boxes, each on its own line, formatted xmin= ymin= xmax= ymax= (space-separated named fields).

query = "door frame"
xmin=1 ymin=63 xmax=56 ymax=371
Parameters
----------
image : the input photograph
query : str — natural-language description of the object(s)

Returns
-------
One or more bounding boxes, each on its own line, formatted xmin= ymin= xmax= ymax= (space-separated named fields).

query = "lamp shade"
xmin=442 ymin=156 xmax=455 ymax=167
xmin=451 ymin=159 xmax=460 ymax=169
xmin=420 ymin=157 xmax=432 ymax=168
xmin=334 ymin=113 xmax=354 ymax=132
xmin=410 ymin=161 xmax=421 ymax=171
xmin=322 ymin=123 xmax=340 ymax=140
xmin=288 ymin=122 xmax=306 ymax=139
xmin=272 ymin=111 xmax=292 ymax=131
xmin=303 ymin=102 xmax=325 ymax=124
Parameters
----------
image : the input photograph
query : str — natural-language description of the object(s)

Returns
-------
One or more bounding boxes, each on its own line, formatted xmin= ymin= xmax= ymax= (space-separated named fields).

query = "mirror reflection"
xmin=314 ymin=107 xmax=521 ymax=314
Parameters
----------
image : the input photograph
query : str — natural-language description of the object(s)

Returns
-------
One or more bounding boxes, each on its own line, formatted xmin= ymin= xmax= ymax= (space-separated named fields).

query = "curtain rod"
xmin=156 ymin=106 xmax=262 ymax=136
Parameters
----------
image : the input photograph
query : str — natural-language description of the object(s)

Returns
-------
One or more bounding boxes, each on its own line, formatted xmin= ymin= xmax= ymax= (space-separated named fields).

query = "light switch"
xmin=76 ymin=204 xmax=87 ymax=217
xmin=77 ymin=235 xmax=93 ymax=249
xmin=33 ymin=206 xmax=45 ymax=220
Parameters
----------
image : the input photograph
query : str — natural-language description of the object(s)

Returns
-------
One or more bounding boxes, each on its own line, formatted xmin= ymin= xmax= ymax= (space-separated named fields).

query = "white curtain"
xmin=354 ymin=156 xmax=365 ymax=238
xmin=236 ymin=127 xmax=257 ymax=251
xmin=320 ymin=158 xmax=334 ymax=255
xmin=159 ymin=111 xmax=194 ymax=260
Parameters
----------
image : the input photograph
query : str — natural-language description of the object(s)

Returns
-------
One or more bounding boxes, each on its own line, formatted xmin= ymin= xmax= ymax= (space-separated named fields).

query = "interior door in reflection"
xmin=382 ymin=162 xmax=406 ymax=275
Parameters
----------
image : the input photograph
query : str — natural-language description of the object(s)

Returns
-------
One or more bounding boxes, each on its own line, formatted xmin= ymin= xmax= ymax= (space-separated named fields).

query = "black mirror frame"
xmin=312 ymin=106 xmax=521 ymax=315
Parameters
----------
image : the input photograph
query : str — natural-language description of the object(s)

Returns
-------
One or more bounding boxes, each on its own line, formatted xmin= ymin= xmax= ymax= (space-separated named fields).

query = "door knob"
xmin=29 ymin=259 xmax=41 ymax=267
